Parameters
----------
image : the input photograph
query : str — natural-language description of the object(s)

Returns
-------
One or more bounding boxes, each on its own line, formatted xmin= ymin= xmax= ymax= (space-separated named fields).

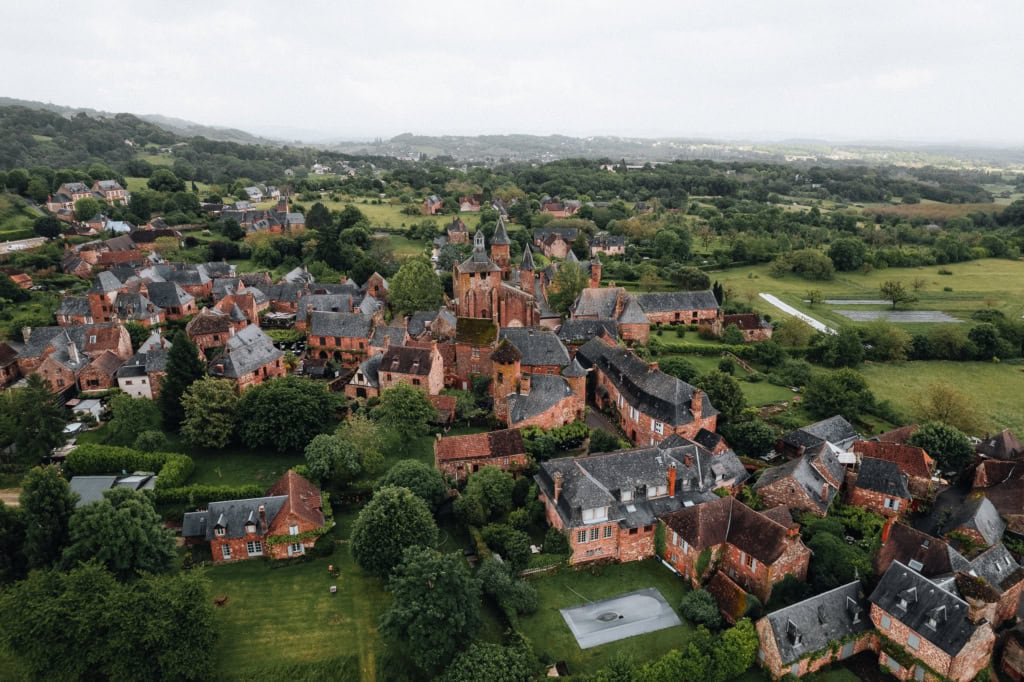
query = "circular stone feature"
xmin=596 ymin=611 xmax=619 ymax=622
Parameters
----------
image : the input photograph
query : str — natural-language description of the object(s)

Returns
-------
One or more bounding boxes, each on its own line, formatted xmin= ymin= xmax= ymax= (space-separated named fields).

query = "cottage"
xmin=571 ymin=287 xmax=650 ymax=344
xmin=853 ymin=440 xmax=935 ymax=501
xmin=719 ymin=313 xmax=773 ymax=342
xmin=116 ymin=331 xmax=171 ymax=399
xmin=434 ymin=428 xmax=529 ymax=483
xmin=845 ymin=457 xmax=912 ymax=517
xmin=491 ymin=340 xmax=585 ymax=430
xmin=589 ymin=233 xmax=626 ymax=257
xmin=306 ymin=311 xmax=373 ymax=365
xmin=870 ymin=561 xmax=995 ymax=682
xmin=183 ymin=471 xmax=326 ymax=563
xmin=535 ymin=436 xmax=748 ymax=565
xmin=378 ymin=344 xmax=444 ymax=395
xmin=145 ymin=281 xmax=197 ymax=320
xmin=777 ymin=415 xmax=860 ymax=458
xmin=636 ymin=290 xmax=720 ymax=326
xmin=755 ymin=582 xmax=875 ymax=679
xmin=207 ymin=326 xmax=285 ymax=392
xmin=186 ymin=308 xmax=242 ymax=357
xmin=753 ymin=441 xmax=845 ymax=517
xmin=497 ymin=327 xmax=570 ymax=374
xmin=660 ymin=496 xmax=811 ymax=603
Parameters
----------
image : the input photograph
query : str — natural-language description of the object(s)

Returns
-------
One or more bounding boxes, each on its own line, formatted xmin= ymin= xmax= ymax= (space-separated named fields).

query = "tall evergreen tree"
xmin=0 ymin=374 xmax=66 ymax=466
xmin=159 ymin=331 xmax=205 ymax=429
xmin=20 ymin=466 xmax=77 ymax=569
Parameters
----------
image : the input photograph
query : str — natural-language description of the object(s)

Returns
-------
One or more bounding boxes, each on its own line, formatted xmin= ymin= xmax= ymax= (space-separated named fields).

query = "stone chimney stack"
xmin=519 ymin=373 xmax=531 ymax=396
xmin=554 ymin=472 xmax=563 ymax=503
xmin=690 ymin=389 xmax=703 ymax=422
xmin=67 ymin=338 xmax=80 ymax=365
xmin=668 ymin=464 xmax=677 ymax=497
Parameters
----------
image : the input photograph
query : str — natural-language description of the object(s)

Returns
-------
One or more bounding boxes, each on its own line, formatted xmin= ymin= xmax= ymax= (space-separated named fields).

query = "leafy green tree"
xmin=802 ymin=368 xmax=875 ymax=422
xmin=304 ymin=202 xmax=332 ymax=230
xmin=335 ymin=414 xmax=386 ymax=475
xmin=74 ymin=197 xmax=102 ymax=221
xmin=680 ymin=589 xmax=722 ymax=629
xmin=389 ymin=256 xmax=444 ymax=316
xmin=911 ymin=382 xmax=984 ymax=435
xmin=441 ymin=641 xmax=536 ymax=682
xmin=663 ymin=264 xmax=710 ymax=290
xmin=351 ymin=486 xmax=438 ymax=577
xmin=381 ymin=547 xmax=482 ymax=676
xmin=880 ymin=280 xmax=917 ymax=309
xmin=219 ymin=218 xmax=245 ymax=241
xmin=481 ymin=523 xmax=531 ymax=570
xmin=237 ymin=376 xmax=334 ymax=452
xmin=862 ymin=321 xmax=912 ymax=362
xmin=812 ymin=326 xmax=864 ymax=368
xmin=133 ymin=430 xmax=168 ymax=452
xmin=477 ymin=557 xmax=538 ymax=616
xmin=772 ymin=317 xmax=816 ymax=347
xmin=0 ymin=502 xmax=27 ymax=584
xmin=721 ymin=419 xmax=777 ymax=458
xmin=909 ymin=421 xmax=974 ymax=473
xmin=658 ymin=356 xmax=699 ymax=382
xmin=827 ymin=238 xmax=867 ymax=271
xmin=33 ymin=215 xmax=62 ymax=239
xmin=5 ymin=168 xmax=30 ymax=194
xmin=106 ymin=393 xmax=162 ymax=446
xmin=159 ymin=331 xmax=206 ymax=429
xmin=722 ymin=324 xmax=745 ymax=345
xmin=547 ymin=260 xmax=589 ymax=315
xmin=712 ymin=618 xmax=759 ymax=680
xmin=304 ymin=434 xmax=361 ymax=485
xmin=180 ymin=377 xmax=239 ymax=449
xmin=123 ymin=321 xmax=150 ymax=351
xmin=0 ymin=374 xmax=66 ymax=466
xmin=147 ymin=168 xmax=185 ymax=192
xmin=374 ymin=383 xmax=437 ymax=438
xmin=62 ymin=488 xmax=175 ymax=580
xmin=20 ymin=466 xmax=77 ymax=569
xmin=589 ymin=428 xmax=628 ymax=453
xmin=454 ymin=466 xmax=515 ymax=526
xmin=696 ymin=370 xmax=747 ymax=423
xmin=379 ymin=460 xmax=447 ymax=510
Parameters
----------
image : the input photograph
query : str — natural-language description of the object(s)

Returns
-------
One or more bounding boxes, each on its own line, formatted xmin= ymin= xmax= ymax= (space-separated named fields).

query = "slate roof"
xmin=617 ymin=294 xmax=648 ymax=324
xmin=381 ymin=346 xmax=433 ymax=376
xmin=183 ymin=496 xmax=288 ymax=540
xmin=351 ymin=353 xmax=382 ymax=388
xmin=589 ymin=233 xmax=626 ymax=248
xmin=781 ymin=415 xmax=861 ymax=452
xmin=69 ymin=474 xmax=156 ymax=507
xmin=263 ymin=282 xmax=308 ymax=304
xmin=498 ymin=327 xmax=570 ymax=367
xmin=557 ymin=318 xmax=618 ymax=344
xmin=562 ymin=357 xmax=587 ymax=378
xmin=455 ymin=318 xmax=497 ymax=346
xmin=146 ymin=281 xmax=194 ymax=308
xmin=209 ymin=326 xmax=283 ymax=379
xmin=281 ymin=266 xmax=314 ymax=284
xmin=576 ymin=338 xmax=717 ymax=427
xmin=964 ymin=543 xmax=1024 ymax=594
xmin=186 ymin=308 xmax=232 ymax=336
xmin=753 ymin=442 xmax=845 ymax=514
xmin=573 ymin=287 xmax=625 ymax=318
xmin=764 ymin=582 xmax=870 ymax=666
xmin=536 ymin=437 xmax=748 ymax=529
xmin=855 ymin=457 xmax=911 ymax=498
xmin=57 ymin=296 xmax=92 ymax=318
xmin=636 ymin=290 xmax=719 ymax=313
xmin=89 ymin=270 xmax=123 ymax=294
xmin=407 ymin=311 xmax=439 ymax=337
xmin=875 ymin=523 xmax=965 ymax=578
xmin=116 ymin=345 xmax=169 ymax=378
xmin=977 ymin=430 xmax=1023 ymax=460
xmin=853 ymin=441 xmax=933 ymax=480
xmin=309 ymin=311 xmax=373 ymax=339
xmin=533 ymin=227 xmax=578 ymax=242
xmin=520 ymin=244 xmax=536 ymax=270
xmin=457 ymin=236 xmax=501 ymax=273
xmin=505 ymin=374 xmax=575 ymax=424
xmin=870 ymin=561 xmax=979 ymax=657
xmin=946 ymin=496 xmax=1005 ymax=546
xmin=435 ymin=428 xmax=526 ymax=462
xmin=295 ymin=294 xmax=353 ymax=323
xmin=491 ymin=216 xmax=511 ymax=245
xmin=661 ymin=496 xmax=796 ymax=564
xmin=490 ymin=339 xmax=522 ymax=364
xmin=370 ymin=326 xmax=406 ymax=348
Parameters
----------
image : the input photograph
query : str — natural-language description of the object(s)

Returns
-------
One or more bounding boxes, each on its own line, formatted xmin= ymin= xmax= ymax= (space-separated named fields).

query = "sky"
xmin=4 ymin=1 xmax=1023 ymax=144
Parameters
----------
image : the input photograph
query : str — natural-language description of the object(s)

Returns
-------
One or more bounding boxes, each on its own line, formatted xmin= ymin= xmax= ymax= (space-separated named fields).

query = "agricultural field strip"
xmin=758 ymin=293 xmax=836 ymax=334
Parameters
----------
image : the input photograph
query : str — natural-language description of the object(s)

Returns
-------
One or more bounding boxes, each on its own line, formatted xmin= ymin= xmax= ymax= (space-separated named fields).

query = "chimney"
xmin=881 ymin=516 xmax=895 ymax=544
xmin=258 ymin=504 xmax=267 ymax=531
xmin=519 ymin=373 xmax=531 ymax=396
xmin=67 ymin=339 xmax=80 ymax=365
xmin=22 ymin=326 xmax=32 ymax=342
xmin=690 ymin=389 xmax=703 ymax=421
xmin=554 ymin=472 xmax=563 ymax=503
xmin=821 ymin=482 xmax=829 ymax=501
xmin=668 ymin=464 xmax=677 ymax=497
xmin=649 ymin=361 xmax=658 ymax=372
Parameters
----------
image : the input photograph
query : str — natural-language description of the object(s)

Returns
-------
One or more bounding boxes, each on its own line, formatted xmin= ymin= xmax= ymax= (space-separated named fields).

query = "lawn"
xmin=652 ymin=346 xmax=797 ymax=407
xmin=188 ymin=446 xmax=304 ymax=487
xmin=518 ymin=559 xmax=692 ymax=675
xmin=858 ymin=360 xmax=1024 ymax=434
xmin=714 ymin=259 xmax=1024 ymax=327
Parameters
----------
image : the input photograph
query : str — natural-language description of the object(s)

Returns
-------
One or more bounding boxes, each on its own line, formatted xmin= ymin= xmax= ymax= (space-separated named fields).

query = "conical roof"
xmin=566 ymin=249 xmax=579 ymax=263
xmin=491 ymin=216 xmax=511 ymax=245
xmin=520 ymin=244 xmax=535 ymax=270
xmin=618 ymin=294 xmax=648 ymax=324
xmin=562 ymin=356 xmax=587 ymax=378
xmin=490 ymin=338 xmax=522 ymax=364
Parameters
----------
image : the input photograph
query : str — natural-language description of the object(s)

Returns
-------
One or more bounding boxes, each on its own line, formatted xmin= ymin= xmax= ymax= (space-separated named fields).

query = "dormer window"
xmin=214 ymin=527 xmax=225 ymax=537
xmin=621 ymin=490 xmax=633 ymax=503
xmin=582 ymin=507 xmax=608 ymax=524
xmin=245 ymin=522 xmax=256 ymax=534
xmin=651 ymin=484 xmax=668 ymax=498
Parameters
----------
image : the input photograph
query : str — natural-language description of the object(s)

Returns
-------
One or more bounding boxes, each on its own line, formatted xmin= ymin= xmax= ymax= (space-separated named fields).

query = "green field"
xmin=189 ymin=447 xmax=303 ymax=487
xmin=859 ymin=360 xmax=1024 ymax=434
xmin=0 ymin=193 xmax=36 ymax=241
xmin=519 ymin=559 xmax=692 ymax=675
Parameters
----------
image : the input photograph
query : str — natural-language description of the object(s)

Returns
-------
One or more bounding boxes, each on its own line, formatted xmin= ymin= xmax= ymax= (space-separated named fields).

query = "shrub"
xmin=481 ymin=524 xmax=531 ymax=571
xmin=543 ymin=527 xmax=570 ymax=555
xmin=680 ymin=589 xmax=723 ymax=629
xmin=154 ymin=454 xmax=195 ymax=489
xmin=154 ymin=484 xmax=263 ymax=505
xmin=65 ymin=444 xmax=167 ymax=477
xmin=133 ymin=430 xmax=169 ymax=452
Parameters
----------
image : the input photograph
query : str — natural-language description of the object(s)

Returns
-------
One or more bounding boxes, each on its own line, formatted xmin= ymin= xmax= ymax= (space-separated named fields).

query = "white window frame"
xmin=621 ymin=489 xmax=633 ymax=503
xmin=289 ymin=525 xmax=299 ymax=535
xmin=246 ymin=540 xmax=263 ymax=556
xmin=629 ymin=406 xmax=639 ymax=421
xmin=880 ymin=614 xmax=891 ymax=630
xmin=589 ymin=527 xmax=600 ymax=541
xmin=221 ymin=544 xmax=231 ymax=559
xmin=289 ymin=542 xmax=304 ymax=556
xmin=654 ymin=421 xmax=664 ymax=435
xmin=603 ymin=526 xmax=613 ymax=539
xmin=214 ymin=527 xmax=225 ymax=537
xmin=582 ymin=507 xmax=608 ymax=524
xmin=577 ymin=530 xmax=587 ymax=544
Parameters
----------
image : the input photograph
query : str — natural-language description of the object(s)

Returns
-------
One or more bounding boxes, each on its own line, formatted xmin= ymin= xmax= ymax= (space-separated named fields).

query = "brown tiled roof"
xmin=435 ymin=428 xmax=526 ymax=462
xmin=853 ymin=441 xmax=933 ymax=479
xmin=428 ymin=395 xmax=457 ymax=423
xmin=186 ymin=309 xmax=232 ymax=335
xmin=490 ymin=338 xmax=522 ymax=364
xmin=977 ymin=430 xmax=1023 ymax=461
xmin=975 ymin=460 xmax=1021 ymax=488
xmin=722 ymin=313 xmax=764 ymax=331
xmin=381 ymin=346 xmax=433 ymax=376
xmin=0 ymin=343 xmax=17 ymax=367
xmin=85 ymin=350 xmax=124 ymax=376
xmin=266 ymin=470 xmax=324 ymax=528
xmin=874 ymin=522 xmax=956 ymax=578
xmin=661 ymin=497 xmax=793 ymax=564
xmin=706 ymin=570 xmax=748 ymax=624
xmin=761 ymin=505 xmax=798 ymax=530
xmin=876 ymin=424 xmax=919 ymax=444
xmin=83 ymin=325 xmax=126 ymax=355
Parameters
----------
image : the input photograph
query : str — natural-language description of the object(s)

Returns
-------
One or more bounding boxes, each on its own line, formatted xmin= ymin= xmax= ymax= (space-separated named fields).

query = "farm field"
xmin=860 ymin=200 xmax=1005 ymax=221
xmin=518 ymin=559 xmax=692 ymax=676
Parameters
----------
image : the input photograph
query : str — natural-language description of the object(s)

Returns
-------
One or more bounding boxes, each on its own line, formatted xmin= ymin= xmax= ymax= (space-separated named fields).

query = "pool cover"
xmin=560 ymin=587 xmax=683 ymax=649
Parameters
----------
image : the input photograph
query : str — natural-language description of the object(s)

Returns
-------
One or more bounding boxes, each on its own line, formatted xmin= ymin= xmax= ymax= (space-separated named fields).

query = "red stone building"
xmin=491 ymin=340 xmax=585 ymax=430
xmin=78 ymin=350 xmax=125 ymax=392
xmin=852 ymin=440 xmax=934 ymax=501
xmin=636 ymin=290 xmax=721 ymax=326
xmin=576 ymin=336 xmax=717 ymax=446
xmin=660 ymin=497 xmax=811 ymax=603
xmin=571 ymin=287 xmax=650 ymax=345
xmin=752 ymin=442 xmax=846 ymax=517
xmin=535 ymin=436 xmax=749 ymax=565
xmin=186 ymin=308 xmax=245 ymax=358
xmin=306 ymin=311 xmax=373 ymax=366
xmin=434 ymin=428 xmax=529 ymax=483
xmin=452 ymin=231 xmax=539 ymax=328
xmin=870 ymin=561 xmax=995 ymax=682
xmin=207 ymin=326 xmax=285 ymax=392
xmin=423 ymin=195 xmax=443 ymax=215
xmin=0 ymin=343 xmax=20 ymax=389
xmin=449 ymin=318 xmax=497 ymax=390
xmin=183 ymin=471 xmax=326 ymax=563
xmin=718 ymin=313 xmax=773 ymax=342
xmin=446 ymin=217 xmax=470 ymax=244
xmin=378 ymin=343 xmax=444 ymax=395
xmin=844 ymin=456 xmax=912 ymax=517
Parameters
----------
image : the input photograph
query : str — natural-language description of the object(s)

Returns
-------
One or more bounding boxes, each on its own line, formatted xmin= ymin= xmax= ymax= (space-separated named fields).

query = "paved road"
xmin=758 ymin=293 xmax=836 ymax=334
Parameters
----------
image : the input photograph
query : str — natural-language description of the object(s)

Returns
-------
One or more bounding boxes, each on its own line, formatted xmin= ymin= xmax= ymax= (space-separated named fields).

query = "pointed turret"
xmin=566 ymin=248 xmax=579 ymax=264
xmin=521 ymin=244 xmax=535 ymax=271
xmin=473 ymin=228 xmax=486 ymax=253
xmin=491 ymin=216 xmax=511 ymax=245
xmin=490 ymin=217 xmax=511 ymax=273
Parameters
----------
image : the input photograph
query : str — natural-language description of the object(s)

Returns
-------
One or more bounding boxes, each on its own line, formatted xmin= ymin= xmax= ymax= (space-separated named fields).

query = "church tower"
xmin=490 ymin=216 xmax=511 ymax=274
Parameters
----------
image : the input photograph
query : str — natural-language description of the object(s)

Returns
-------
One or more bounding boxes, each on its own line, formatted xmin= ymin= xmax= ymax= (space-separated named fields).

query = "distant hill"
xmin=0 ymin=97 xmax=278 ymax=146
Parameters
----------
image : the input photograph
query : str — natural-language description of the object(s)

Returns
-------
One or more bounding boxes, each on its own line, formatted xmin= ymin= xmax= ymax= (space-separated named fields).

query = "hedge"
xmin=154 ymin=484 xmax=264 ymax=505
xmin=65 ymin=444 xmax=194 ymax=490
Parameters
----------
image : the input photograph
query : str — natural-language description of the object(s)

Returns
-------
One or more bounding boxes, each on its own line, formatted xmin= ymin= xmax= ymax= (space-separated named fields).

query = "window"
xmin=125 ymin=380 xmax=133 ymax=385
xmin=880 ymin=614 xmax=891 ymax=630
xmin=629 ymin=406 xmax=639 ymax=421
xmin=654 ymin=421 xmax=664 ymax=435
xmin=215 ymin=527 xmax=225 ymax=537
xmin=652 ymin=484 xmax=668 ymax=498
xmin=621 ymin=490 xmax=633 ymax=503
xmin=89 ymin=335 xmax=96 ymax=344
xmin=672 ymin=531 xmax=679 ymax=546
xmin=221 ymin=545 xmax=232 ymax=559
xmin=246 ymin=541 xmax=263 ymax=556
xmin=289 ymin=525 xmax=299 ymax=535
xmin=744 ymin=553 xmax=757 ymax=570
xmin=603 ymin=526 xmax=613 ymax=539
xmin=589 ymin=527 xmax=600 ymax=541
xmin=471 ymin=348 xmax=480 ymax=359
xmin=245 ymin=523 xmax=256 ymax=534
xmin=629 ymin=528 xmax=638 ymax=535
xmin=907 ymin=633 xmax=920 ymax=651
xmin=412 ymin=379 xmax=421 ymax=386
xmin=213 ymin=335 xmax=220 ymax=341
xmin=289 ymin=542 xmax=304 ymax=556
xmin=618 ymin=395 xmax=624 ymax=408
xmin=577 ymin=530 xmax=587 ymax=543
xmin=582 ymin=507 xmax=608 ymax=523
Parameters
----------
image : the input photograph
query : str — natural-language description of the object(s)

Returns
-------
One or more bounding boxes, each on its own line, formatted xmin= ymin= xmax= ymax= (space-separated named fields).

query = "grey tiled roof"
xmin=295 ymin=294 xmax=353 ymax=323
xmin=498 ymin=327 xmax=570 ymax=368
xmin=764 ymin=582 xmax=871 ymax=666
xmin=946 ymin=496 xmax=1005 ymax=546
xmin=370 ymin=326 xmax=406 ymax=348
xmin=309 ymin=311 xmax=373 ymax=339
xmin=535 ymin=437 xmax=747 ymax=530
xmin=753 ymin=443 xmax=844 ymax=514
xmin=491 ymin=216 xmax=511 ymax=245
xmin=89 ymin=271 xmax=123 ymax=294
xmin=209 ymin=326 xmax=283 ymax=379
xmin=617 ymin=295 xmax=648 ymax=323
xmin=636 ymin=290 xmax=719 ymax=313
xmin=58 ymin=296 xmax=92 ymax=318
xmin=576 ymin=339 xmax=717 ymax=427
xmin=182 ymin=495 xmax=288 ymax=540
xmin=506 ymin=374 xmax=575 ymax=424
xmin=557 ymin=318 xmax=618 ymax=344
xmin=870 ymin=561 xmax=979 ymax=657
xmin=146 ymin=281 xmax=194 ymax=308
xmin=113 ymin=293 xmax=161 ymax=321
xmin=855 ymin=457 xmax=911 ymax=498
xmin=967 ymin=543 xmax=1023 ymax=592
xmin=69 ymin=474 xmax=156 ymax=507
xmin=352 ymin=353 xmax=382 ymax=388
xmin=263 ymin=283 xmax=308 ymax=304
xmin=381 ymin=346 xmax=434 ymax=376
xmin=520 ymin=244 xmax=536 ymax=270
xmin=407 ymin=311 xmax=439 ymax=337
xmin=573 ymin=287 xmax=624 ymax=318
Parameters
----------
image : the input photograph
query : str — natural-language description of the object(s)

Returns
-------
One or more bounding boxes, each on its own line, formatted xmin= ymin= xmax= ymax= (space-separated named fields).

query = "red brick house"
xmin=307 ymin=311 xmax=373 ymax=366
xmin=535 ymin=435 xmax=748 ymax=565
xmin=452 ymin=231 xmax=540 ymax=328
xmin=491 ymin=340 xmax=586 ymax=430
xmin=145 ymin=281 xmax=197 ymax=320
xmin=423 ymin=195 xmax=443 ymax=215
xmin=183 ymin=470 xmax=326 ymax=563
xmin=186 ymin=308 xmax=244 ymax=358
xmin=78 ymin=350 xmax=125 ymax=393
xmin=0 ymin=343 xmax=20 ymax=389
xmin=844 ymin=456 xmax=912 ymax=517
xmin=571 ymin=287 xmax=650 ymax=345
xmin=660 ymin=497 xmax=811 ymax=603
xmin=57 ymin=297 xmax=94 ymax=326
xmin=752 ymin=442 xmax=846 ymax=517
xmin=636 ymin=290 xmax=720 ymax=326
xmin=497 ymin=327 xmax=571 ymax=375
xmin=378 ymin=343 xmax=444 ymax=395
xmin=870 ymin=561 xmax=995 ymax=682
xmin=756 ymin=581 xmax=876 ymax=679
xmin=434 ymin=428 xmax=529 ymax=483
xmin=207 ymin=326 xmax=285 ymax=392
xmin=852 ymin=440 xmax=934 ymax=502
xmin=449 ymin=318 xmax=497 ymax=390
xmin=576 ymin=336 xmax=718 ymax=446
xmin=718 ymin=313 xmax=773 ymax=342
xmin=446 ymin=217 xmax=470 ymax=244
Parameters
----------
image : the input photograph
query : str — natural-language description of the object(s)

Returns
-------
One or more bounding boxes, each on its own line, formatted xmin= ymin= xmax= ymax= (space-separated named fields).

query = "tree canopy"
xmin=696 ymin=370 xmax=747 ymax=424
xmin=237 ymin=376 xmax=334 ymax=452
xmin=547 ymin=260 xmax=589 ymax=315
xmin=909 ymin=421 xmax=974 ymax=473
xmin=389 ymin=256 xmax=444 ymax=316
xmin=304 ymin=434 xmax=361 ymax=485
xmin=180 ymin=377 xmax=240 ymax=449
xmin=802 ymin=368 xmax=876 ymax=422
xmin=379 ymin=460 xmax=447 ymax=511
xmin=106 ymin=393 xmax=162 ymax=446
xmin=0 ymin=374 xmax=66 ymax=466
xmin=350 ymin=486 xmax=438 ymax=577
xmin=374 ymin=383 xmax=436 ymax=438
xmin=19 ymin=466 xmax=77 ymax=570
xmin=159 ymin=331 xmax=206 ymax=429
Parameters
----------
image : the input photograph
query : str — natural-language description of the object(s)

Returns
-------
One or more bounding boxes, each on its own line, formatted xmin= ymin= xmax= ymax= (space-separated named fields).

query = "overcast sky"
xmin=5 ymin=1 xmax=1023 ymax=144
